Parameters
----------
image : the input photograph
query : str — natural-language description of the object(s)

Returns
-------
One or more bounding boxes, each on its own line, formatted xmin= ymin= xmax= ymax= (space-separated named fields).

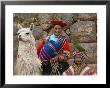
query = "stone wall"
xmin=13 ymin=13 xmax=97 ymax=65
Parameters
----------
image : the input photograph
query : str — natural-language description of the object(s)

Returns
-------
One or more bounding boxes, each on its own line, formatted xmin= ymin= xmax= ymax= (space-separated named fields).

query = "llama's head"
xmin=17 ymin=23 xmax=35 ymax=42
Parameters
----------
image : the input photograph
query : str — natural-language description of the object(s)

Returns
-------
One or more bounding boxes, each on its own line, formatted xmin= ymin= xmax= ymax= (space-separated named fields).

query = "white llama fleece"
xmin=14 ymin=23 xmax=42 ymax=75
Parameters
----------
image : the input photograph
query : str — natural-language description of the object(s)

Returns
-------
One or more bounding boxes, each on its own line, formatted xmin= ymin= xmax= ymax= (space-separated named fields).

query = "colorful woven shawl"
xmin=39 ymin=35 xmax=66 ymax=64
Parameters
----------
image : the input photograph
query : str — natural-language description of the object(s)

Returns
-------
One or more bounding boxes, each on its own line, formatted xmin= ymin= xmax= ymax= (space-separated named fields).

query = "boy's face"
xmin=52 ymin=25 xmax=62 ymax=36
xmin=74 ymin=56 xmax=82 ymax=65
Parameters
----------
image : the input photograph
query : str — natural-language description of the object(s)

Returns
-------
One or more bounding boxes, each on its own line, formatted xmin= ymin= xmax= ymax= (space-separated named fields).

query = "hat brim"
xmin=49 ymin=20 xmax=67 ymax=27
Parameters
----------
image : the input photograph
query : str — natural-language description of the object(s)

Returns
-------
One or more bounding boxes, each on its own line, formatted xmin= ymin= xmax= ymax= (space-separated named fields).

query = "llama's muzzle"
xmin=18 ymin=35 xmax=22 ymax=41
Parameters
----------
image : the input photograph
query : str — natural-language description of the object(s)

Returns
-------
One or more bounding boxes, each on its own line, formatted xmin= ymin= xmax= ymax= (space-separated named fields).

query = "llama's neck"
xmin=18 ymin=41 xmax=37 ymax=59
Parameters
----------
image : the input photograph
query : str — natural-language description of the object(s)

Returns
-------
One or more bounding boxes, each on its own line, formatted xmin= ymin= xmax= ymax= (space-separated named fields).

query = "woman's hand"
xmin=58 ymin=55 xmax=67 ymax=61
xmin=53 ymin=55 xmax=66 ymax=62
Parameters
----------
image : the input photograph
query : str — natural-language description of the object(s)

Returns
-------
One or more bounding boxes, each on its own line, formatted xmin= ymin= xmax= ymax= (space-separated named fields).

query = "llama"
xmin=14 ymin=23 xmax=42 ymax=75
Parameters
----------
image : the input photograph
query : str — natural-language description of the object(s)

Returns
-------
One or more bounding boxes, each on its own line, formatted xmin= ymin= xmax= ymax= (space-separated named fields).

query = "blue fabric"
xmin=39 ymin=35 xmax=65 ymax=62
xmin=46 ymin=34 xmax=58 ymax=42
xmin=40 ymin=49 xmax=49 ymax=61
xmin=43 ymin=42 xmax=57 ymax=58
xmin=43 ymin=40 xmax=64 ymax=58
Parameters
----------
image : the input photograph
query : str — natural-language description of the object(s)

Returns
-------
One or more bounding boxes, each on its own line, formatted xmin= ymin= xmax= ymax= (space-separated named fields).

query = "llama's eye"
xmin=26 ymin=33 xmax=29 ymax=35
xmin=17 ymin=33 xmax=20 ymax=35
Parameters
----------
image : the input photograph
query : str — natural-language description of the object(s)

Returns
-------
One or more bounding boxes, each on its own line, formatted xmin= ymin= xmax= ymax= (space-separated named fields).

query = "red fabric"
xmin=37 ymin=39 xmax=46 ymax=55
xmin=62 ymin=39 xmax=70 ymax=51
xmin=49 ymin=20 xmax=67 ymax=27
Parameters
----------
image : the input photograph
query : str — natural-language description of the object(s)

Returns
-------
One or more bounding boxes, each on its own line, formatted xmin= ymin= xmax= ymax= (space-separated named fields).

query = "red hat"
xmin=49 ymin=20 xmax=67 ymax=27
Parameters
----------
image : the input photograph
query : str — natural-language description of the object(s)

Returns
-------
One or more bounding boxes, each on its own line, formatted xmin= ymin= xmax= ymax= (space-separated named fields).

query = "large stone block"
xmin=70 ymin=21 xmax=97 ymax=43
xmin=13 ymin=35 xmax=19 ymax=65
xmin=79 ymin=43 xmax=97 ymax=64
xmin=13 ymin=23 xmax=19 ymax=36
xmin=61 ymin=13 xmax=74 ymax=27
xmin=38 ymin=13 xmax=52 ymax=24
xmin=73 ymin=13 xmax=97 ymax=21
xmin=33 ymin=26 xmax=44 ymax=40
xmin=14 ymin=13 xmax=36 ymax=20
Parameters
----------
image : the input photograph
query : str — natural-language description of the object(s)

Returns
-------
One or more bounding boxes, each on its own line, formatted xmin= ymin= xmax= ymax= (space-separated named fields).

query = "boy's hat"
xmin=73 ymin=51 xmax=85 ymax=60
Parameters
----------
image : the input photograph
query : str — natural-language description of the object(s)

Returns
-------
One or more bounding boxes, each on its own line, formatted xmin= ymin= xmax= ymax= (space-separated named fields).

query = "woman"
xmin=37 ymin=20 xmax=71 ymax=75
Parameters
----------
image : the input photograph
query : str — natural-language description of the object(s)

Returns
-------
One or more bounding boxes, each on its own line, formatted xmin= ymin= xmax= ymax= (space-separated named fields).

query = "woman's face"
xmin=52 ymin=25 xmax=62 ymax=36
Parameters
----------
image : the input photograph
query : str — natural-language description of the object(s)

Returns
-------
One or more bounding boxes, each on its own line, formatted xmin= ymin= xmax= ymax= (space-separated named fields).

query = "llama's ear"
xmin=17 ymin=24 xmax=22 ymax=29
xmin=30 ymin=23 xmax=34 ymax=31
